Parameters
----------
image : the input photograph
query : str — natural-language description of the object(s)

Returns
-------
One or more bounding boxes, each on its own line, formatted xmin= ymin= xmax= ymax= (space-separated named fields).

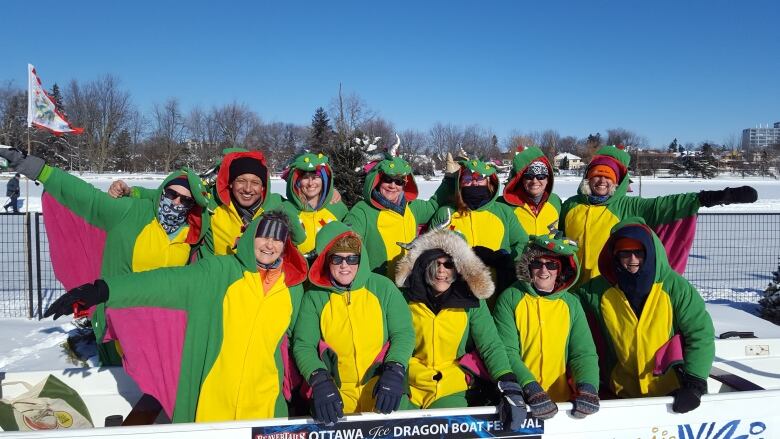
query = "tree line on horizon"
xmin=0 ymin=75 xmax=762 ymax=182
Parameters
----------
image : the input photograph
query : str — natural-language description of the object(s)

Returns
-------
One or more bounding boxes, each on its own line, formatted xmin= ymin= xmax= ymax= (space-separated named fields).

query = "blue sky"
xmin=1 ymin=0 xmax=778 ymax=148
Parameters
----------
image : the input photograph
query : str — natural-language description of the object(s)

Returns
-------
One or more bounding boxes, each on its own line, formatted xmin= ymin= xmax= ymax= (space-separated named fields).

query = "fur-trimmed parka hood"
xmin=395 ymin=228 xmax=494 ymax=299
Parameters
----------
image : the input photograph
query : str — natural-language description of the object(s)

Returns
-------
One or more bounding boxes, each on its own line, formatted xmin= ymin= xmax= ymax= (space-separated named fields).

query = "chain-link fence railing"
xmin=0 ymin=212 xmax=778 ymax=318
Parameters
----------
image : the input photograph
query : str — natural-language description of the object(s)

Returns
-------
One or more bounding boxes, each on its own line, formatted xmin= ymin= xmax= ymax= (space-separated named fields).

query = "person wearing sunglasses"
xmin=43 ymin=211 xmax=309 ymax=423
xmin=560 ymin=144 xmax=757 ymax=288
xmin=499 ymin=146 xmax=563 ymax=237
xmin=493 ymin=233 xmax=600 ymax=420
xmin=0 ymin=146 xmax=211 ymax=366
xmin=345 ymin=153 xmax=450 ymax=278
xmin=574 ymin=218 xmax=714 ymax=414
xmin=429 ymin=157 xmax=528 ymax=294
xmin=107 ymin=148 xmax=306 ymax=257
xmin=394 ymin=228 xmax=528 ymax=431
xmin=283 ymin=152 xmax=348 ymax=258
xmin=294 ymin=221 xmax=414 ymax=425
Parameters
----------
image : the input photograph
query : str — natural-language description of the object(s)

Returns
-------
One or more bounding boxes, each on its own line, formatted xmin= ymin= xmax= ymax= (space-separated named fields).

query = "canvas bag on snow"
xmin=0 ymin=374 xmax=93 ymax=431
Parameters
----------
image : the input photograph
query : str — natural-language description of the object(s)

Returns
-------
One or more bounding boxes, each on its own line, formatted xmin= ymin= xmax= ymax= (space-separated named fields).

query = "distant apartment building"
xmin=742 ymin=122 xmax=780 ymax=150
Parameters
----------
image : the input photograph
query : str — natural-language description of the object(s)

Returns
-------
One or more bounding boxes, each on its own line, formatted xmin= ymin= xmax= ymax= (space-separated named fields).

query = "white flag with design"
xmin=27 ymin=64 xmax=83 ymax=135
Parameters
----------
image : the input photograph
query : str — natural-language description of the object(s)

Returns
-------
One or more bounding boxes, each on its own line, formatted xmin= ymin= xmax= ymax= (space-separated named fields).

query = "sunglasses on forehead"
xmin=522 ymin=174 xmax=548 ymax=181
xmin=380 ymin=174 xmax=406 ymax=186
xmin=163 ymin=188 xmax=196 ymax=208
xmin=461 ymin=173 xmax=487 ymax=184
xmin=529 ymin=259 xmax=560 ymax=270
xmin=330 ymin=254 xmax=360 ymax=265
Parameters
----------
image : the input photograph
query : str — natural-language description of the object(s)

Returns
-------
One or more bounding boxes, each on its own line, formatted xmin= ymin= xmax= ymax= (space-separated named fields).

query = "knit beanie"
xmin=587 ymin=156 xmax=621 ymax=182
xmin=525 ymin=160 xmax=549 ymax=177
xmin=229 ymin=157 xmax=267 ymax=184
xmin=587 ymin=164 xmax=617 ymax=183
xmin=255 ymin=211 xmax=289 ymax=242
xmin=166 ymin=176 xmax=191 ymax=191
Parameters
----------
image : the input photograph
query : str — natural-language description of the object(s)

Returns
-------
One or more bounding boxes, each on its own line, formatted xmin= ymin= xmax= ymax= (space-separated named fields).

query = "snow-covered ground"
xmin=1 ymin=171 xmax=778 ymax=372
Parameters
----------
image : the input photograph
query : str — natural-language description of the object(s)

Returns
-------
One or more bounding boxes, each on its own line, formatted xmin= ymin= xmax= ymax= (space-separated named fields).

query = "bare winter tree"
xmin=558 ymin=136 xmax=578 ymax=154
xmin=462 ymin=124 xmax=498 ymax=158
xmin=360 ymin=117 xmax=395 ymax=149
xmin=428 ymin=122 xmax=463 ymax=160
xmin=504 ymin=129 xmax=542 ymax=151
xmin=149 ymin=98 xmax=186 ymax=172
xmin=213 ymin=101 xmax=258 ymax=149
xmin=250 ymin=121 xmax=305 ymax=171
xmin=606 ymin=128 xmax=648 ymax=148
xmin=65 ymin=75 xmax=133 ymax=172
xmin=539 ymin=129 xmax=560 ymax=164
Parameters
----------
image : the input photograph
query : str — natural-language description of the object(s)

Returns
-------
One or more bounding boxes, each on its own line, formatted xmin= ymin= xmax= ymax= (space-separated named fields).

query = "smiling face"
xmin=522 ymin=174 xmax=548 ymax=198
xmin=617 ymin=249 xmax=646 ymax=274
xmin=378 ymin=174 xmax=405 ymax=204
xmin=165 ymin=184 xmax=193 ymax=207
xmin=588 ymin=175 xmax=615 ymax=197
xmin=231 ymin=173 xmax=264 ymax=207
xmin=298 ymin=171 xmax=323 ymax=202
xmin=530 ymin=257 xmax=560 ymax=292
xmin=254 ymin=236 xmax=284 ymax=265
xmin=427 ymin=256 xmax=456 ymax=294
xmin=329 ymin=252 xmax=360 ymax=285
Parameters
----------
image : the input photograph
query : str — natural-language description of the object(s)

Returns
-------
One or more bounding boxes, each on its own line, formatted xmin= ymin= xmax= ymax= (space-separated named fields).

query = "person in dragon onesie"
xmin=43 ymin=211 xmax=308 ymax=423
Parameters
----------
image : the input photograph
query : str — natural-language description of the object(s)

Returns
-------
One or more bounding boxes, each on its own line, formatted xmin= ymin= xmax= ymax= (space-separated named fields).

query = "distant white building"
xmin=742 ymin=122 xmax=780 ymax=151
xmin=554 ymin=153 xmax=583 ymax=170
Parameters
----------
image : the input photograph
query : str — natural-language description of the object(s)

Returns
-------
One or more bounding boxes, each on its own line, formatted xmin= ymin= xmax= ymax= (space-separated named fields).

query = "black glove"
xmin=43 ymin=280 xmax=110 ymax=320
xmin=309 ymin=369 xmax=344 ymax=425
xmin=571 ymin=383 xmax=600 ymax=418
xmin=373 ymin=361 xmax=405 ymax=414
xmin=698 ymin=186 xmax=757 ymax=207
xmin=496 ymin=380 xmax=527 ymax=430
xmin=672 ymin=373 xmax=707 ymax=414
xmin=0 ymin=147 xmax=45 ymax=180
xmin=523 ymin=381 xmax=557 ymax=420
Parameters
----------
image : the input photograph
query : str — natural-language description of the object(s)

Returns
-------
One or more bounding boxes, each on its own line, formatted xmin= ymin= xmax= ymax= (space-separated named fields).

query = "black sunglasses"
xmin=522 ymin=174 xmax=548 ymax=181
xmin=380 ymin=175 xmax=406 ymax=186
xmin=436 ymin=260 xmax=455 ymax=269
xmin=330 ymin=254 xmax=360 ymax=265
xmin=616 ymin=249 xmax=646 ymax=259
xmin=529 ymin=260 xmax=560 ymax=270
xmin=163 ymin=188 xmax=196 ymax=208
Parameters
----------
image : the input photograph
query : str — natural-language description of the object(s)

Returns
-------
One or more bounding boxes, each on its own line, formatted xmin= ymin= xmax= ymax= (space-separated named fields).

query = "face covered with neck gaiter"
xmin=158 ymin=196 xmax=190 ymax=234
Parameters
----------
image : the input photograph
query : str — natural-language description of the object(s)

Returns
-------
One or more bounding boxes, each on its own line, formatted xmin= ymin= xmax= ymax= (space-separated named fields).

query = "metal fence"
xmin=0 ymin=212 xmax=778 ymax=318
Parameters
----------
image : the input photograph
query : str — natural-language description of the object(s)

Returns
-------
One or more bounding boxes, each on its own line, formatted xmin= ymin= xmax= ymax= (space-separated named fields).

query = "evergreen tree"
xmin=112 ymin=129 xmax=133 ymax=172
xmin=759 ymin=257 xmax=780 ymax=324
xmin=38 ymin=84 xmax=70 ymax=168
xmin=323 ymin=128 xmax=365 ymax=208
xmin=560 ymin=155 xmax=570 ymax=170
xmin=667 ymin=138 xmax=678 ymax=153
xmin=308 ymin=107 xmax=331 ymax=151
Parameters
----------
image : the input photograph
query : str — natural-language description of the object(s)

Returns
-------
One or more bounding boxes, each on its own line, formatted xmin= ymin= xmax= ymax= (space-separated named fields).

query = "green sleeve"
xmin=668 ymin=275 xmax=715 ymax=380
xmin=428 ymin=206 xmax=453 ymax=229
xmin=469 ymin=300 xmax=512 ymax=380
xmin=292 ymin=293 xmax=328 ymax=380
xmin=39 ymin=166 xmax=135 ymax=231
xmin=130 ymin=186 xmax=158 ymax=201
xmin=622 ymin=193 xmax=700 ymax=226
xmin=492 ymin=288 xmax=536 ymax=385
xmin=382 ymin=281 xmax=415 ymax=367
xmin=547 ymin=193 xmax=562 ymax=215
xmin=328 ymin=201 xmax=349 ymax=221
xmin=408 ymin=176 xmax=455 ymax=223
xmin=287 ymin=285 xmax=304 ymax=336
xmin=280 ymin=199 xmax=307 ymax=245
xmin=500 ymin=205 xmax=529 ymax=259
xmin=343 ymin=205 xmax=368 ymax=241
xmin=558 ymin=195 xmax=580 ymax=236
xmin=564 ymin=294 xmax=600 ymax=389
xmin=105 ymin=257 xmax=229 ymax=310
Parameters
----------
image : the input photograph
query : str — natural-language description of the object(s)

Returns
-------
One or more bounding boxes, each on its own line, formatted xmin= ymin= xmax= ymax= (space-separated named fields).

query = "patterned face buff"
xmin=158 ymin=196 xmax=189 ymax=234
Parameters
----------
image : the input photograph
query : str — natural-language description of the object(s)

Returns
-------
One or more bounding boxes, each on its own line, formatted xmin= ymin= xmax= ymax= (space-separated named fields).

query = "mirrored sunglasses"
xmin=330 ymin=254 xmax=361 ymax=265
xmin=380 ymin=175 xmax=406 ymax=186
xmin=529 ymin=260 xmax=560 ymax=271
xmin=163 ymin=188 xmax=196 ymax=208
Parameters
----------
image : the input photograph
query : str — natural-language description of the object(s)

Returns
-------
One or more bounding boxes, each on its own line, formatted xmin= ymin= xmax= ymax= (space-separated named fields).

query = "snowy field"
xmin=0 ymin=171 xmax=778 ymax=372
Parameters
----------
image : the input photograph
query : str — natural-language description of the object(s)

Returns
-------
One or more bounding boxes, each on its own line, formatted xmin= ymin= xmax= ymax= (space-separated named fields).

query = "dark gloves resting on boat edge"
xmin=672 ymin=372 xmax=708 ymax=414
xmin=44 ymin=280 xmax=110 ymax=320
